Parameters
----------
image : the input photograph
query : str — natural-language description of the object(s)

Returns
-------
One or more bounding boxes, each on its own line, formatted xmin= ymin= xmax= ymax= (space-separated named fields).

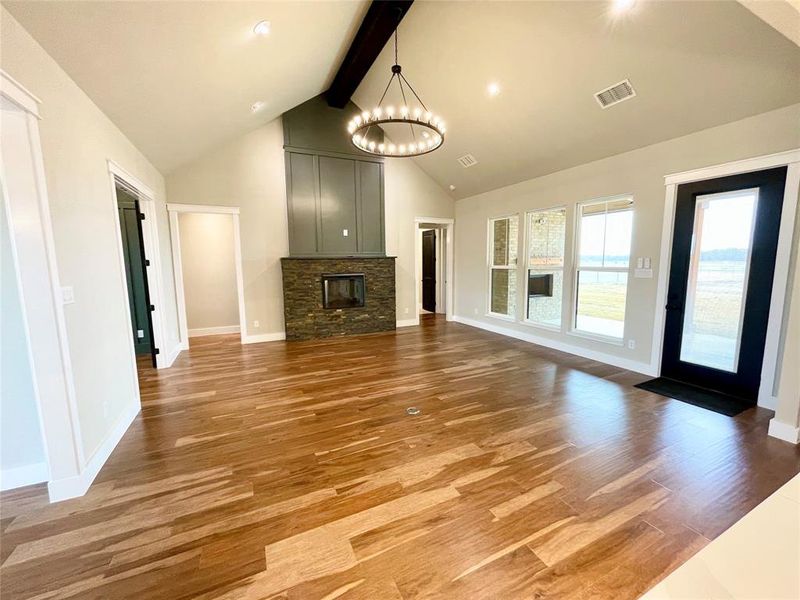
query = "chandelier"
xmin=347 ymin=21 xmax=445 ymax=158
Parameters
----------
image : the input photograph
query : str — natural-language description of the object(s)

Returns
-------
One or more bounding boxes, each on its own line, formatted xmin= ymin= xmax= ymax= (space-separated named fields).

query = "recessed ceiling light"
xmin=251 ymin=101 xmax=266 ymax=113
xmin=487 ymin=82 xmax=501 ymax=97
xmin=253 ymin=20 xmax=271 ymax=36
xmin=449 ymin=184 xmax=456 ymax=191
xmin=612 ymin=0 xmax=635 ymax=13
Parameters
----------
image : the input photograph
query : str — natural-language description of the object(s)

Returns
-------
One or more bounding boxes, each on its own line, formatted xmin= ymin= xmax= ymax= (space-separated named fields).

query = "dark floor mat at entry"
xmin=634 ymin=377 xmax=752 ymax=417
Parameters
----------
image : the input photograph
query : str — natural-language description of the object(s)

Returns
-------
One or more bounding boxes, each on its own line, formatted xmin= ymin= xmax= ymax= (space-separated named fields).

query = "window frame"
xmin=486 ymin=214 xmax=520 ymax=321
xmin=523 ymin=205 xmax=567 ymax=332
xmin=569 ymin=195 xmax=634 ymax=344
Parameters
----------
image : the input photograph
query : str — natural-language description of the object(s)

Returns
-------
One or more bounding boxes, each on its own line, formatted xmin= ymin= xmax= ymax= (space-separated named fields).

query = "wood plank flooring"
xmin=2 ymin=315 xmax=799 ymax=599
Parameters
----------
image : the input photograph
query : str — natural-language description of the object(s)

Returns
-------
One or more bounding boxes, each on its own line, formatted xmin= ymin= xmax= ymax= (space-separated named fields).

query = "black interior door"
xmin=661 ymin=167 xmax=786 ymax=402
xmin=116 ymin=187 xmax=157 ymax=367
xmin=422 ymin=229 xmax=436 ymax=313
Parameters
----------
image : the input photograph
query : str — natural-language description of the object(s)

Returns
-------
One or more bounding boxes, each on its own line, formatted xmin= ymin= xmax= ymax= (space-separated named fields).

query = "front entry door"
xmin=422 ymin=229 xmax=436 ymax=312
xmin=661 ymin=167 xmax=787 ymax=402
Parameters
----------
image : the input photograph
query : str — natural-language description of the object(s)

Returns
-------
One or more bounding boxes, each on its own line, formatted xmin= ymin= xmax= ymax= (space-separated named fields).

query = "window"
xmin=574 ymin=197 xmax=633 ymax=340
xmin=525 ymin=207 xmax=566 ymax=328
xmin=488 ymin=215 xmax=518 ymax=318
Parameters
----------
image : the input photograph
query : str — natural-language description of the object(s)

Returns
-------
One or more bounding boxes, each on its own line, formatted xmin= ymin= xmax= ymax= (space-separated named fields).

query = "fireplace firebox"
xmin=322 ymin=273 xmax=365 ymax=309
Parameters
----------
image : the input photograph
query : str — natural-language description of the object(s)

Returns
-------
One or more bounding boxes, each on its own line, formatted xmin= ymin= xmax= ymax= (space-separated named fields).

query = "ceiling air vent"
xmin=457 ymin=153 xmax=478 ymax=168
xmin=594 ymin=79 xmax=636 ymax=109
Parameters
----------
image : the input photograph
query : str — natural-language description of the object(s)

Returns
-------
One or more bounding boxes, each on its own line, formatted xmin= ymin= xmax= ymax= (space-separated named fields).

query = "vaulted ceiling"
xmin=352 ymin=1 xmax=800 ymax=198
xmin=5 ymin=0 xmax=800 ymax=198
xmin=3 ymin=0 xmax=369 ymax=173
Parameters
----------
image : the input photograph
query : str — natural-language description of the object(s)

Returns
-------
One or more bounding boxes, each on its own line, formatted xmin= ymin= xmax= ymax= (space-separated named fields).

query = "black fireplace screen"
xmin=322 ymin=273 xmax=365 ymax=309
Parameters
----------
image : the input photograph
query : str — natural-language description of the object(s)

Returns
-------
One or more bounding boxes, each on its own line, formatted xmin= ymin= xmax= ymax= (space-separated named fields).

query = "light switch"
xmin=636 ymin=257 xmax=643 ymax=269
xmin=61 ymin=286 xmax=75 ymax=304
xmin=644 ymin=257 xmax=651 ymax=269
xmin=137 ymin=329 xmax=145 ymax=339
xmin=343 ymin=229 xmax=349 ymax=237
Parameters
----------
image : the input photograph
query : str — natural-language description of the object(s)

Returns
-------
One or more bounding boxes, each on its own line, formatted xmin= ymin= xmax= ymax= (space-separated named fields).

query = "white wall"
xmin=384 ymin=157 xmax=454 ymax=320
xmin=1 ymin=200 xmax=47 ymax=486
xmin=0 ymin=8 xmax=179 ymax=461
xmin=166 ymin=117 xmax=454 ymax=334
xmin=454 ymin=103 xmax=800 ymax=374
xmin=178 ymin=212 xmax=239 ymax=332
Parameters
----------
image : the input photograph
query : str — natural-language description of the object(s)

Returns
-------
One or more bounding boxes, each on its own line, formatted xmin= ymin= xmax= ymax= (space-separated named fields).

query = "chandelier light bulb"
xmin=399 ymin=144 xmax=406 ymax=154
xmin=388 ymin=144 xmax=396 ymax=153
xmin=386 ymin=106 xmax=394 ymax=117
xmin=400 ymin=106 xmax=409 ymax=117
xmin=361 ymin=111 xmax=370 ymax=121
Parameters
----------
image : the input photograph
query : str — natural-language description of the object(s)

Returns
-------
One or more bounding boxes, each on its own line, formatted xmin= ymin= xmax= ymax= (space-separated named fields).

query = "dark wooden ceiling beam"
xmin=326 ymin=0 xmax=413 ymax=109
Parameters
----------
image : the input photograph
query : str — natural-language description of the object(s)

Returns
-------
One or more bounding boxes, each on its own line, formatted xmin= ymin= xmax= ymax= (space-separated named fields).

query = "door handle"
xmin=665 ymin=303 xmax=683 ymax=311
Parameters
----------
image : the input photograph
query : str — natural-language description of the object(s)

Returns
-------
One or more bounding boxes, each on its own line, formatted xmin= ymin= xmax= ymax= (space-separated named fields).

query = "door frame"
xmin=167 ymin=203 xmax=246 ymax=348
xmin=413 ymin=216 xmax=454 ymax=325
xmin=1 ymin=70 xmax=85 ymax=498
xmin=107 ymin=161 xmax=169 ymax=372
xmin=652 ymin=149 xmax=800 ymax=410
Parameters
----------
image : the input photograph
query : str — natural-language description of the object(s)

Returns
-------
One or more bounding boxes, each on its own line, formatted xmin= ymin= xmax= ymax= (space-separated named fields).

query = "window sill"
xmin=567 ymin=329 xmax=625 ymax=346
xmin=521 ymin=320 xmax=562 ymax=333
xmin=485 ymin=312 xmax=516 ymax=323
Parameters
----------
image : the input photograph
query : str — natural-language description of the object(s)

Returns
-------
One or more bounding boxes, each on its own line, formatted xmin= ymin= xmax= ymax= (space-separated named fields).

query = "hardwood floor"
xmin=2 ymin=315 xmax=799 ymax=599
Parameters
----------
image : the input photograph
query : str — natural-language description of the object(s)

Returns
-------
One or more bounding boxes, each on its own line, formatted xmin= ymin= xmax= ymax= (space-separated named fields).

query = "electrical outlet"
xmin=404 ymin=307 xmax=409 ymax=314
xmin=253 ymin=320 xmax=260 ymax=328
xmin=61 ymin=286 xmax=75 ymax=304
xmin=342 ymin=229 xmax=349 ymax=237
xmin=627 ymin=339 xmax=636 ymax=350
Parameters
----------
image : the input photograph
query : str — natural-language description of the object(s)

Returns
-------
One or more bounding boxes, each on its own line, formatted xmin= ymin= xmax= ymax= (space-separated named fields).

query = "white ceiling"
xmin=5 ymin=0 xmax=799 ymax=197
xmin=353 ymin=1 xmax=800 ymax=198
xmin=3 ymin=0 xmax=369 ymax=173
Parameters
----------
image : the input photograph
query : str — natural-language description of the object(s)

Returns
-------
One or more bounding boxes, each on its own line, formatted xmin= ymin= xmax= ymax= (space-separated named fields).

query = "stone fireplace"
xmin=281 ymin=257 xmax=396 ymax=341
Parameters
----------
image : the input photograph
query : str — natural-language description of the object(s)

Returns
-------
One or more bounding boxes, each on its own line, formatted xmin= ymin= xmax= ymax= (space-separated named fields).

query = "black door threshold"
xmin=634 ymin=377 xmax=754 ymax=417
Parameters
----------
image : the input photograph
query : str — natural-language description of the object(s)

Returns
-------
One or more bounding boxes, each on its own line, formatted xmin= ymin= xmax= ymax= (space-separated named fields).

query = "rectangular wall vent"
xmin=457 ymin=153 xmax=478 ymax=168
xmin=594 ymin=79 xmax=636 ymax=109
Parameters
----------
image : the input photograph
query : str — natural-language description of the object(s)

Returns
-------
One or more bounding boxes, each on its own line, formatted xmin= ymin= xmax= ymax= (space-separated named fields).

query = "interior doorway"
xmin=115 ymin=183 xmax=156 ymax=367
xmin=167 ymin=203 xmax=246 ymax=349
xmin=421 ymin=229 xmax=438 ymax=313
xmin=414 ymin=217 xmax=454 ymax=324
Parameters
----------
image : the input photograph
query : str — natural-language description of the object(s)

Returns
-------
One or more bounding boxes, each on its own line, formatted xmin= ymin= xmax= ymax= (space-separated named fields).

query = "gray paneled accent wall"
xmin=283 ymin=95 xmax=385 ymax=257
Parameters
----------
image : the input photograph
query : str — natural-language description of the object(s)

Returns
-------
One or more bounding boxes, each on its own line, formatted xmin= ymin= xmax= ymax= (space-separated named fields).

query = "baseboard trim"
xmin=1 ymin=461 xmax=49 ymax=491
xmin=47 ymin=401 xmax=139 ymax=502
xmin=242 ymin=332 xmax=286 ymax=345
xmin=188 ymin=325 xmax=240 ymax=337
xmin=396 ymin=318 xmax=420 ymax=328
xmin=452 ymin=315 xmax=655 ymax=376
xmin=768 ymin=418 xmax=800 ymax=444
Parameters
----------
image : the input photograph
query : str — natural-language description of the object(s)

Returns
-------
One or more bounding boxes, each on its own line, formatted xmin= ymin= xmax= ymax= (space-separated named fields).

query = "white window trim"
xmin=523 ymin=205 xmax=567 ymax=331
xmin=570 ymin=194 xmax=634 ymax=343
xmin=486 ymin=214 xmax=519 ymax=320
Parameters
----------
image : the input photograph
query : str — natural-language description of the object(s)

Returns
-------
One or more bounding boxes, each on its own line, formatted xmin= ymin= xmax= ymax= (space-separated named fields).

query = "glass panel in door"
xmin=679 ymin=189 xmax=758 ymax=372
